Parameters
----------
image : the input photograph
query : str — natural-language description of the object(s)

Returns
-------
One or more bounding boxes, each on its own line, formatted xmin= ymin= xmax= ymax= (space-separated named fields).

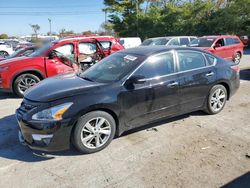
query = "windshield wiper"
xmin=81 ymin=76 xmax=94 ymax=82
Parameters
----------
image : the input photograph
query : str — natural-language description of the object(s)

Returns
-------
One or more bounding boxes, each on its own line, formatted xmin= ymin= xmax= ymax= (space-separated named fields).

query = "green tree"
xmin=0 ymin=33 xmax=8 ymax=39
xmin=30 ymin=24 xmax=40 ymax=39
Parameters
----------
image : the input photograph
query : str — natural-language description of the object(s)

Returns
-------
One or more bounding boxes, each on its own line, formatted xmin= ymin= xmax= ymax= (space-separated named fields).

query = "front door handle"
xmin=206 ymin=72 xmax=214 ymax=77
xmin=167 ymin=81 xmax=179 ymax=88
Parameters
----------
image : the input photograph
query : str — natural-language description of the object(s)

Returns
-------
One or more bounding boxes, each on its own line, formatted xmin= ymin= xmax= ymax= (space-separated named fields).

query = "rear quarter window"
xmin=233 ymin=38 xmax=241 ymax=44
xmin=204 ymin=54 xmax=216 ymax=65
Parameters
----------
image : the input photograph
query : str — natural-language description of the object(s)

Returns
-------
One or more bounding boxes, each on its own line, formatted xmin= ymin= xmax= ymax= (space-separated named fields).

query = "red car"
xmin=189 ymin=35 xmax=244 ymax=64
xmin=0 ymin=36 xmax=124 ymax=97
xmin=0 ymin=46 xmax=38 ymax=61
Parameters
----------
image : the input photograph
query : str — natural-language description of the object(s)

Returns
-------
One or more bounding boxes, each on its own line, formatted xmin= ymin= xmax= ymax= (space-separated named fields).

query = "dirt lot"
xmin=0 ymin=51 xmax=250 ymax=188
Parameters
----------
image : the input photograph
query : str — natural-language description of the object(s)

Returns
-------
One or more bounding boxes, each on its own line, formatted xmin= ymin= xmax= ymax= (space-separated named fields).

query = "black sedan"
xmin=16 ymin=46 xmax=240 ymax=154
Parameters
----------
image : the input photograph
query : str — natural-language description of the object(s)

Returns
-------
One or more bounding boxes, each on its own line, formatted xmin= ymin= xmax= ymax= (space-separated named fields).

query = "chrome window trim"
xmin=122 ymin=50 xmax=217 ymax=85
xmin=175 ymin=50 xmax=217 ymax=73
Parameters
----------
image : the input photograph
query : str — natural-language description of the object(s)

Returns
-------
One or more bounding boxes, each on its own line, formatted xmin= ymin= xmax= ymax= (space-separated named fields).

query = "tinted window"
xmin=154 ymin=38 xmax=168 ymax=45
xmin=168 ymin=38 xmax=180 ymax=46
xmin=205 ymin=54 xmax=216 ymax=65
xmin=134 ymin=52 xmax=175 ymax=79
xmin=180 ymin=38 xmax=190 ymax=46
xmin=189 ymin=38 xmax=215 ymax=47
xmin=178 ymin=51 xmax=206 ymax=71
xmin=225 ymin=38 xmax=234 ymax=45
xmin=233 ymin=38 xmax=241 ymax=44
xmin=141 ymin=39 xmax=153 ymax=46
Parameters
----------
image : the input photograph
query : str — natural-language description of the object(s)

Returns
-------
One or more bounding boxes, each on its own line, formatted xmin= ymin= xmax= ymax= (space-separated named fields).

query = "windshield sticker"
xmin=124 ymin=55 xmax=137 ymax=61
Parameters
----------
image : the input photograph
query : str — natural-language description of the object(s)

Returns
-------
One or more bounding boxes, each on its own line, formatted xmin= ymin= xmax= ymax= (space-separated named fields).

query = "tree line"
xmin=103 ymin=0 xmax=250 ymax=39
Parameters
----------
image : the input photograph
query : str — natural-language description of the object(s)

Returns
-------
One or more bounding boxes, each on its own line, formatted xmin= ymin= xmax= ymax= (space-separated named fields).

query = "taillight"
xmin=230 ymin=65 xmax=240 ymax=73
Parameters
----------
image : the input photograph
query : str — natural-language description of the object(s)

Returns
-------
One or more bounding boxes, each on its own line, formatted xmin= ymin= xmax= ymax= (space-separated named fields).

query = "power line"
xmin=0 ymin=11 xmax=103 ymax=16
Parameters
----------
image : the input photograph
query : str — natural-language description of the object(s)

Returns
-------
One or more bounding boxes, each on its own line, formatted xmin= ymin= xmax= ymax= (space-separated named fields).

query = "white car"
xmin=119 ymin=37 xmax=142 ymax=49
xmin=0 ymin=43 xmax=14 ymax=58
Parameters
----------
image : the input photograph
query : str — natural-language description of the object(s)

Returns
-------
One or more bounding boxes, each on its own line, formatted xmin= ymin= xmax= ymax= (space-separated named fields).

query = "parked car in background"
xmin=16 ymin=46 xmax=240 ymax=153
xmin=240 ymin=36 xmax=249 ymax=46
xmin=15 ymin=41 xmax=35 ymax=51
xmin=119 ymin=37 xmax=142 ymax=48
xmin=141 ymin=36 xmax=196 ymax=47
xmin=189 ymin=35 xmax=244 ymax=64
xmin=0 ymin=43 xmax=14 ymax=58
xmin=0 ymin=46 xmax=38 ymax=61
xmin=0 ymin=36 xmax=123 ymax=97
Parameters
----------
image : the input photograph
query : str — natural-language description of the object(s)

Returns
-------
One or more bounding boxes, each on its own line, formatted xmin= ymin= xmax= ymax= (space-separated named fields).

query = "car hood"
xmin=24 ymin=73 xmax=107 ymax=102
xmin=0 ymin=56 xmax=33 ymax=66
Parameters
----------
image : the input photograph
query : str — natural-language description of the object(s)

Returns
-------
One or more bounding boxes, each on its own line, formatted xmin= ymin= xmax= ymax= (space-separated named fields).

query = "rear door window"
xmin=177 ymin=51 xmax=207 ymax=72
xmin=233 ymin=38 xmax=241 ymax=44
xmin=225 ymin=38 xmax=234 ymax=46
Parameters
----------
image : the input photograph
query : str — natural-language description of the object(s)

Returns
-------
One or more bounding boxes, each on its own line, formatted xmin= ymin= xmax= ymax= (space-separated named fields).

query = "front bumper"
xmin=16 ymin=111 xmax=73 ymax=152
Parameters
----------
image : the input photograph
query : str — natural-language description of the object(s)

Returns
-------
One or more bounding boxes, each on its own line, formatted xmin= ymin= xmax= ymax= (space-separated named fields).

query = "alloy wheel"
xmin=17 ymin=76 xmax=38 ymax=94
xmin=80 ymin=117 xmax=111 ymax=149
xmin=210 ymin=88 xmax=226 ymax=112
xmin=234 ymin=53 xmax=241 ymax=64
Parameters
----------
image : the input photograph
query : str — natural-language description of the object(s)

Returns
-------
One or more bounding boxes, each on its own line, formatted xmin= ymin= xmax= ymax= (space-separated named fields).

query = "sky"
xmin=0 ymin=0 xmax=106 ymax=36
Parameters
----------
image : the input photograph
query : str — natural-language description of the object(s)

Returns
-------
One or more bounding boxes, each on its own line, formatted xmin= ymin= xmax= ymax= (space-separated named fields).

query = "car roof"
xmin=118 ymin=46 xmax=207 ymax=56
xmin=145 ymin=36 xmax=196 ymax=40
xmin=59 ymin=35 xmax=115 ymax=42
xmin=200 ymin=35 xmax=238 ymax=38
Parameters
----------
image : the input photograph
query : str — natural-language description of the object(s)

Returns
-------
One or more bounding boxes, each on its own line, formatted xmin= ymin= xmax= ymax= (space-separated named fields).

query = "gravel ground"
xmin=0 ymin=50 xmax=250 ymax=188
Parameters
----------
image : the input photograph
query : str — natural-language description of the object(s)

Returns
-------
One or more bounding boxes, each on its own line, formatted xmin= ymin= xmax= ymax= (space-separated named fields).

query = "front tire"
xmin=73 ymin=111 xmax=116 ymax=154
xmin=13 ymin=73 xmax=40 ymax=97
xmin=206 ymin=85 xmax=227 ymax=115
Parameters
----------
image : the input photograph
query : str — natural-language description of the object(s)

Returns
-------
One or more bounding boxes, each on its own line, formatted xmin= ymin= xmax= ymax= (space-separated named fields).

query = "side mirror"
xmin=127 ymin=75 xmax=146 ymax=85
xmin=48 ymin=51 xmax=56 ymax=59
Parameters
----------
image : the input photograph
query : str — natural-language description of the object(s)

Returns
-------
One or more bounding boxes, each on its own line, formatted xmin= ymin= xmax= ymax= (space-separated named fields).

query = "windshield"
xmin=79 ymin=53 xmax=145 ymax=83
xmin=29 ymin=41 xmax=55 ymax=57
xmin=141 ymin=38 xmax=169 ymax=46
xmin=189 ymin=38 xmax=215 ymax=47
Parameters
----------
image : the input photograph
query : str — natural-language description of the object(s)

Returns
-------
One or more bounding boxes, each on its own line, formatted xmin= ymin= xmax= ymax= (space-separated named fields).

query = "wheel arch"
xmin=215 ymin=81 xmax=230 ymax=100
xmin=70 ymin=106 xmax=121 ymax=142
xmin=11 ymin=69 xmax=45 ymax=91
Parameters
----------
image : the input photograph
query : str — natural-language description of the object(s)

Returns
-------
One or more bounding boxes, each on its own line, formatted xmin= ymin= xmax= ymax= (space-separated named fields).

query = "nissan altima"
xmin=16 ymin=46 xmax=240 ymax=154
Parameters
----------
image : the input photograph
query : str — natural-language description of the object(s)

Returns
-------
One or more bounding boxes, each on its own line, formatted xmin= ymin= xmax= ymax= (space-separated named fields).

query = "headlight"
xmin=32 ymin=102 xmax=73 ymax=121
xmin=0 ymin=66 xmax=9 ymax=72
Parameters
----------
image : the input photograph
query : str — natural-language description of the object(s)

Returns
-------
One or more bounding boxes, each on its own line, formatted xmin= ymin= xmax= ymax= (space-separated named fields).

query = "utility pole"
xmin=136 ymin=0 xmax=139 ymax=37
xmin=105 ymin=10 xmax=107 ymax=34
xmin=48 ymin=18 xmax=52 ymax=36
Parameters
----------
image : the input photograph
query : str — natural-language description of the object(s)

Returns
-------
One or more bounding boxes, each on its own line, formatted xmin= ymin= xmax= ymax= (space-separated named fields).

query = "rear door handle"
xmin=206 ymin=72 xmax=214 ymax=77
xmin=167 ymin=81 xmax=179 ymax=88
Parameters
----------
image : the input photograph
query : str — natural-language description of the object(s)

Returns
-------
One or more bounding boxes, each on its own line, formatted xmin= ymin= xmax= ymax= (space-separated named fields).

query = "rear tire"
xmin=13 ymin=73 xmax=40 ymax=97
xmin=73 ymin=111 xmax=116 ymax=154
xmin=206 ymin=85 xmax=227 ymax=115
xmin=233 ymin=52 xmax=241 ymax=65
